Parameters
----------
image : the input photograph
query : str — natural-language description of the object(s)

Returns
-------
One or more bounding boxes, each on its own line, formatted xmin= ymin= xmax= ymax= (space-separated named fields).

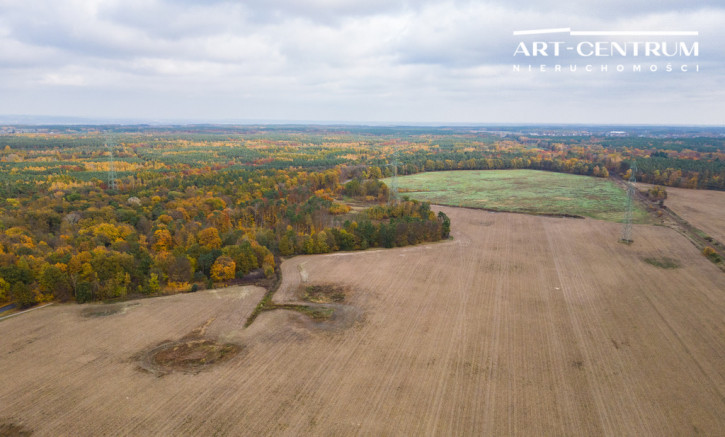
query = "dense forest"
xmin=0 ymin=125 xmax=722 ymax=308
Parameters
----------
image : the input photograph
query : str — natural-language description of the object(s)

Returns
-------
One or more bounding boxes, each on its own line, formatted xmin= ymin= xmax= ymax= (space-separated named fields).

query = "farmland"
xmin=387 ymin=169 xmax=650 ymax=222
xmin=2 ymin=206 xmax=724 ymax=435
xmin=663 ymin=186 xmax=725 ymax=245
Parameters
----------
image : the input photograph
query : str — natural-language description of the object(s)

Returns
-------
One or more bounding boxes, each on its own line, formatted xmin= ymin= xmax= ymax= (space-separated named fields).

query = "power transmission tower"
xmin=386 ymin=151 xmax=399 ymax=204
xmin=620 ymin=161 xmax=637 ymax=244
xmin=105 ymin=136 xmax=117 ymax=191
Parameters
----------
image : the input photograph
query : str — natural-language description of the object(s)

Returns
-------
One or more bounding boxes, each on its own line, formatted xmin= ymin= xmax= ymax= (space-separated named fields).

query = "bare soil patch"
xmin=246 ymin=277 xmax=354 ymax=328
xmin=137 ymin=318 xmax=242 ymax=376
xmin=291 ymin=305 xmax=334 ymax=321
xmin=642 ymin=256 xmax=681 ymax=269
xmin=299 ymin=284 xmax=347 ymax=304
xmin=285 ymin=303 xmax=364 ymax=333
xmin=0 ymin=420 xmax=32 ymax=437
xmin=146 ymin=339 xmax=241 ymax=375
xmin=80 ymin=302 xmax=138 ymax=318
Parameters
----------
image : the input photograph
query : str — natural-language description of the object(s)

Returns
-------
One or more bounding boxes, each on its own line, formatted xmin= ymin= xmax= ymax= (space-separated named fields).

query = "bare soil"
xmin=1 ymin=208 xmax=724 ymax=435
xmin=142 ymin=339 xmax=241 ymax=375
xmin=0 ymin=419 xmax=32 ymax=437
xmin=663 ymin=186 xmax=725 ymax=244
xmin=80 ymin=302 xmax=138 ymax=318
xmin=136 ymin=318 xmax=243 ymax=376
xmin=299 ymin=284 xmax=347 ymax=304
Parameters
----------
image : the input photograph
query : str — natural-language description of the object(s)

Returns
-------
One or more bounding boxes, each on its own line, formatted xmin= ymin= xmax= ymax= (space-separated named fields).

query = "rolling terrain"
xmin=1 ymin=206 xmax=724 ymax=435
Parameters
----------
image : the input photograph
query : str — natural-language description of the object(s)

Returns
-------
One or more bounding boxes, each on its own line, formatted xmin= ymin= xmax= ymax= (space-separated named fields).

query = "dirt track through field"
xmin=1 ymin=207 xmax=724 ymax=436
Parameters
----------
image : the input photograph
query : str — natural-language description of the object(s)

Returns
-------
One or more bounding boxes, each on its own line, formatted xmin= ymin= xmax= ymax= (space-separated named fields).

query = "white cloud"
xmin=39 ymin=73 xmax=86 ymax=86
xmin=0 ymin=0 xmax=722 ymax=123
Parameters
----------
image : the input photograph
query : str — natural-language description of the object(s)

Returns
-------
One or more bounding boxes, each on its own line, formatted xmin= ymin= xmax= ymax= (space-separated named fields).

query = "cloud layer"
xmin=0 ymin=0 xmax=722 ymax=124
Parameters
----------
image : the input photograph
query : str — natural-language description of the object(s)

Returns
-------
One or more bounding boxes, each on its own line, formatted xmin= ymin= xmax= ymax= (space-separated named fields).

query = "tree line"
xmin=0 ymin=163 xmax=448 ymax=308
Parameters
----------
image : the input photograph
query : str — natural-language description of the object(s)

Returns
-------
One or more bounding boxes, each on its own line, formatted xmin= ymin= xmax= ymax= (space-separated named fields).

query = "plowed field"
xmin=1 ymin=207 xmax=724 ymax=436
xmin=664 ymin=186 xmax=725 ymax=244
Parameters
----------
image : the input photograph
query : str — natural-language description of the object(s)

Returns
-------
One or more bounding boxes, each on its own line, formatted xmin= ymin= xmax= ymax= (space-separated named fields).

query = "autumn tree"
xmin=11 ymin=281 xmax=35 ymax=308
xmin=0 ymin=277 xmax=9 ymax=302
xmin=278 ymin=233 xmax=294 ymax=256
xmin=167 ymin=255 xmax=193 ymax=284
xmin=211 ymin=256 xmax=235 ymax=282
xmin=221 ymin=243 xmax=257 ymax=277
xmin=315 ymin=231 xmax=330 ymax=253
xmin=152 ymin=229 xmax=173 ymax=252
xmin=146 ymin=273 xmax=160 ymax=294
xmin=438 ymin=211 xmax=451 ymax=239
xmin=39 ymin=263 xmax=72 ymax=301
xmin=198 ymin=227 xmax=222 ymax=250
xmin=647 ymin=185 xmax=667 ymax=202
xmin=262 ymin=253 xmax=275 ymax=279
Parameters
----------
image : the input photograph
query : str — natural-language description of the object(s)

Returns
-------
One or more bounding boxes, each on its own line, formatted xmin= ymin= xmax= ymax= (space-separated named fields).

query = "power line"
xmin=105 ymin=136 xmax=117 ymax=191
xmin=620 ymin=161 xmax=637 ymax=244
xmin=384 ymin=150 xmax=399 ymax=204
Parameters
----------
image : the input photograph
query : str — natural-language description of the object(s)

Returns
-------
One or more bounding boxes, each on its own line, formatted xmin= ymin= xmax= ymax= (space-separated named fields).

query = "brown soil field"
xmin=663 ymin=186 xmax=725 ymax=244
xmin=1 ymin=207 xmax=724 ymax=436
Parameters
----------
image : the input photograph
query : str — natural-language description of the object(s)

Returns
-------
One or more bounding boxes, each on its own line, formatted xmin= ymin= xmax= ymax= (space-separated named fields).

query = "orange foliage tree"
xmin=211 ymin=256 xmax=235 ymax=282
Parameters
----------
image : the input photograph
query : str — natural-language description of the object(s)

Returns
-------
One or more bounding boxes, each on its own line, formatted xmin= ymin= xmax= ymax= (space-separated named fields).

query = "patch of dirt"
xmin=642 ymin=257 xmax=680 ymax=269
xmin=294 ymin=305 xmax=335 ymax=320
xmin=246 ymin=273 xmax=357 ymax=328
xmin=299 ymin=284 xmax=347 ymax=304
xmin=81 ymin=302 xmax=138 ymax=318
xmin=136 ymin=319 xmax=242 ymax=376
xmin=297 ymin=264 xmax=309 ymax=283
xmin=611 ymin=338 xmax=631 ymax=350
xmin=150 ymin=339 xmax=241 ymax=372
xmin=0 ymin=420 xmax=32 ymax=436
xmin=288 ymin=303 xmax=364 ymax=333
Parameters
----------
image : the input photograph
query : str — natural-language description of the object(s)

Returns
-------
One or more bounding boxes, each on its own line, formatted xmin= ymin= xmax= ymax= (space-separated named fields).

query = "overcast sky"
xmin=1 ymin=0 xmax=723 ymax=124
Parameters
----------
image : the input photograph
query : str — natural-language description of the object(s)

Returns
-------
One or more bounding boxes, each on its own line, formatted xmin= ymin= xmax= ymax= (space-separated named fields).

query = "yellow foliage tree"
xmin=211 ymin=256 xmax=235 ymax=282
xmin=153 ymin=229 xmax=173 ymax=252
xmin=157 ymin=214 xmax=173 ymax=224
xmin=0 ymin=277 xmax=9 ymax=302
xmin=329 ymin=203 xmax=351 ymax=215
xmin=88 ymin=223 xmax=133 ymax=243
xmin=198 ymin=227 xmax=222 ymax=250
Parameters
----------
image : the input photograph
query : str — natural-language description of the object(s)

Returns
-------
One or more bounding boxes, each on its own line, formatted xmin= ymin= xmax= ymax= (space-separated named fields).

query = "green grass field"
xmin=385 ymin=170 xmax=649 ymax=223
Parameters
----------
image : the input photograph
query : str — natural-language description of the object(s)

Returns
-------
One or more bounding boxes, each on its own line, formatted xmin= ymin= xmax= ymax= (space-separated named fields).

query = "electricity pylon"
xmin=620 ymin=161 xmax=637 ymax=244
xmin=105 ymin=136 xmax=117 ymax=191
xmin=385 ymin=151 xmax=399 ymax=204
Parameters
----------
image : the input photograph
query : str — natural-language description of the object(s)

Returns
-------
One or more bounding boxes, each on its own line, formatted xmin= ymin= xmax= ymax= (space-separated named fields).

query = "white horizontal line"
xmin=513 ymin=28 xmax=571 ymax=36
xmin=571 ymin=30 xmax=699 ymax=36
xmin=514 ymin=29 xmax=699 ymax=37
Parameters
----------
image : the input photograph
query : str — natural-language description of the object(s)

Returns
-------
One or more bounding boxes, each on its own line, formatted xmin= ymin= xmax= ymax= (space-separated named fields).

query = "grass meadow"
xmin=386 ymin=170 xmax=649 ymax=222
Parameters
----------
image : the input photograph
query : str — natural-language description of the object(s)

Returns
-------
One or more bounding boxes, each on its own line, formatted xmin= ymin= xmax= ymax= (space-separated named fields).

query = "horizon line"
xmin=1 ymin=120 xmax=724 ymax=129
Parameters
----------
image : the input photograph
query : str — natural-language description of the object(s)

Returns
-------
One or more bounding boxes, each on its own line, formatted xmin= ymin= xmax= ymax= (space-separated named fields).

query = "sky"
xmin=0 ymin=0 xmax=723 ymax=125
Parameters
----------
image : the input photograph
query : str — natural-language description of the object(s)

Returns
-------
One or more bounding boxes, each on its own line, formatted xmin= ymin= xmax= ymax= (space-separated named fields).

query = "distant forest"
xmin=0 ymin=125 xmax=722 ymax=307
